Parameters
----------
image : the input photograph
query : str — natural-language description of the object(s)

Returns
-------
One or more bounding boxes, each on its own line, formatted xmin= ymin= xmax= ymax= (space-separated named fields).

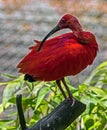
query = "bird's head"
xmin=58 ymin=14 xmax=82 ymax=32
xmin=37 ymin=14 xmax=83 ymax=51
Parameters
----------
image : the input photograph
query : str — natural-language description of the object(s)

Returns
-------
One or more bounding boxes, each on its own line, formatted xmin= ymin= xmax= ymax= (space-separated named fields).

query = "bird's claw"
xmin=68 ymin=95 xmax=75 ymax=107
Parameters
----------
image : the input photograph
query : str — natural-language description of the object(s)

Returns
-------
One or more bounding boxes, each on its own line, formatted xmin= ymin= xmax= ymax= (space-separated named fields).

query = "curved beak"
xmin=37 ymin=25 xmax=60 ymax=51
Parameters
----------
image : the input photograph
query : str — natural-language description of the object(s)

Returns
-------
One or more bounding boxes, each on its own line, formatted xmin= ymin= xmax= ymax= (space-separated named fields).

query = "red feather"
xmin=17 ymin=32 xmax=98 ymax=81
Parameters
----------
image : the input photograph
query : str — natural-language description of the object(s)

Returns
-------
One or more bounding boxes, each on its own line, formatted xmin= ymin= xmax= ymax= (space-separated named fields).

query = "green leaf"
xmin=2 ymin=83 xmax=19 ymax=108
xmin=0 ymin=75 xmax=24 ymax=86
xmin=96 ymin=61 xmax=107 ymax=69
xmin=89 ymin=103 xmax=95 ymax=114
xmin=0 ymin=104 xmax=3 ymax=113
xmin=89 ymin=87 xmax=106 ymax=97
xmin=35 ymin=86 xmax=50 ymax=110
xmin=85 ymin=118 xmax=94 ymax=129
xmin=101 ymin=95 xmax=107 ymax=101
xmin=78 ymin=84 xmax=88 ymax=93
xmin=97 ymin=116 xmax=107 ymax=130
xmin=84 ymin=61 xmax=107 ymax=86
xmin=0 ymin=119 xmax=14 ymax=129
xmin=88 ymin=121 xmax=101 ymax=130
xmin=1 ymin=73 xmax=18 ymax=79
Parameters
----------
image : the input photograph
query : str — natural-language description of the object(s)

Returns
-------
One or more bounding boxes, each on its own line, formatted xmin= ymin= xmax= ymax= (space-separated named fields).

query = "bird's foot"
xmin=68 ymin=94 xmax=75 ymax=107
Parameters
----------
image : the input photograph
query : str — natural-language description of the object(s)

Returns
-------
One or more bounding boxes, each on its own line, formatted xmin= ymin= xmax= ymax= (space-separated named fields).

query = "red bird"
xmin=17 ymin=14 xmax=98 ymax=103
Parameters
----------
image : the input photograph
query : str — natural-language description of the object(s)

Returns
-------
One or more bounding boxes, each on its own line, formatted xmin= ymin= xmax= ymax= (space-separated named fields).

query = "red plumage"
xmin=17 ymin=32 xmax=98 ymax=81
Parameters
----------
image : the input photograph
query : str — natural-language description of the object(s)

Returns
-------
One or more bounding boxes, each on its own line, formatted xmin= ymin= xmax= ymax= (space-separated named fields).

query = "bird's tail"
xmin=24 ymin=74 xmax=36 ymax=82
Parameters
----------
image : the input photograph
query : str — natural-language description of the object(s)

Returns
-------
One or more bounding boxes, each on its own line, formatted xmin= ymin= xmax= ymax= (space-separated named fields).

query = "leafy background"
xmin=0 ymin=61 xmax=107 ymax=130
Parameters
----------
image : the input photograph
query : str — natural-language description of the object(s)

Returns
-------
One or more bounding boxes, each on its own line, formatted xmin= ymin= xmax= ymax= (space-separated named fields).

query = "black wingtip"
xmin=24 ymin=74 xmax=36 ymax=82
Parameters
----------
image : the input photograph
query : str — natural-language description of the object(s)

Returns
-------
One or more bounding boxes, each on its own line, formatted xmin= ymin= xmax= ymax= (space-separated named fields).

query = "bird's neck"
xmin=72 ymin=30 xmax=83 ymax=40
xmin=70 ymin=27 xmax=83 ymax=39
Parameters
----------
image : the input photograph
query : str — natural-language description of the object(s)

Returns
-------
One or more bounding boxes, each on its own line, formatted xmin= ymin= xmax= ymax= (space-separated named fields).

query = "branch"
xmin=16 ymin=95 xmax=86 ymax=130
xmin=28 ymin=98 xmax=86 ymax=130
xmin=16 ymin=95 xmax=27 ymax=130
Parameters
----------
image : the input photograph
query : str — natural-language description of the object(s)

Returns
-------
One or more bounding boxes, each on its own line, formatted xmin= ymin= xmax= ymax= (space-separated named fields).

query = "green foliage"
xmin=0 ymin=61 xmax=107 ymax=130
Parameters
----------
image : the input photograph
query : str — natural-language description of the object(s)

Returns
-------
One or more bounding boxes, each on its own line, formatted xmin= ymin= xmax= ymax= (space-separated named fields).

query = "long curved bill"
xmin=37 ymin=25 xmax=60 ymax=51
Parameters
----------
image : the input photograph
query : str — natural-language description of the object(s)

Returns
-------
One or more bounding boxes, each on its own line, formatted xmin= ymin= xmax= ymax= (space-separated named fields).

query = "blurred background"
xmin=0 ymin=0 xmax=107 ymax=85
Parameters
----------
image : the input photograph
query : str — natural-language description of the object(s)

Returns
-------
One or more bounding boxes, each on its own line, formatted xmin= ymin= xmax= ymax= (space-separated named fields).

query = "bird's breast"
xmin=65 ymin=42 xmax=98 ymax=75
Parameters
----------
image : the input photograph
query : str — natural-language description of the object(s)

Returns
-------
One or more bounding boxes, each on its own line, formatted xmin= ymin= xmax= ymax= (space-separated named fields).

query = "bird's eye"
xmin=61 ymin=19 xmax=65 ymax=23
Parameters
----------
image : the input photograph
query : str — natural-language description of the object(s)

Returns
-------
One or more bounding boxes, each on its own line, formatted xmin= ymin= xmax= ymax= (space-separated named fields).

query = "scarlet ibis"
xmin=17 ymin=14 xmax=98 ymax=103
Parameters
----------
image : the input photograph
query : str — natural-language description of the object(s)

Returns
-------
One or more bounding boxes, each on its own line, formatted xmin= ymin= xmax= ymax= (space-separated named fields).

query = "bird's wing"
xmin=17 ymin=32 xmax=74 ymax=69
xmin=17 ymin=32 xmax=97 ymax=81
xmin=17 ymin=34 xmax=78 ymax=81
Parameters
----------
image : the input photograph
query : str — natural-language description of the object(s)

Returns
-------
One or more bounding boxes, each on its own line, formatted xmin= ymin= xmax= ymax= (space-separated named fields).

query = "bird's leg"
xmin=61 ymin=78 xmax=75 ymax=105
xmin=56 ymin=80 xmax=67 ymax=99
xmin=61 ymin=78 xmax=73 ymax=98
